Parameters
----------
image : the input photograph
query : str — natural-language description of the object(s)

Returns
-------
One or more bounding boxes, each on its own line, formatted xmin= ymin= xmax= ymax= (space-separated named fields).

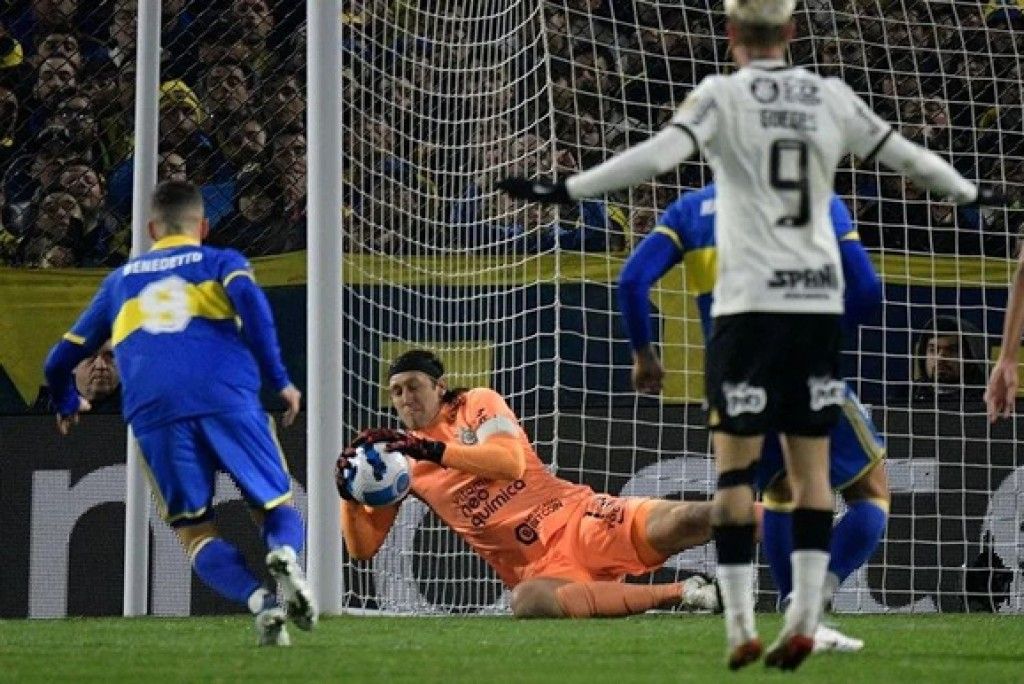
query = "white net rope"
xmin=341 ymin=0 xmax=1024 ymax=614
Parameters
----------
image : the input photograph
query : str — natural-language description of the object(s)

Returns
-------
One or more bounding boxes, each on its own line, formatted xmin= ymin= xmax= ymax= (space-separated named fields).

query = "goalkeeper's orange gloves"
xmin=496 ymin=177 xmax=572 ymax=204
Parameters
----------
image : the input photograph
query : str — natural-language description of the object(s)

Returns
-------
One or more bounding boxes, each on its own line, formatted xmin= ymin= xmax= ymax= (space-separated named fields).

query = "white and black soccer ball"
xmin=346 ymin=442 xmax=412 ymax=507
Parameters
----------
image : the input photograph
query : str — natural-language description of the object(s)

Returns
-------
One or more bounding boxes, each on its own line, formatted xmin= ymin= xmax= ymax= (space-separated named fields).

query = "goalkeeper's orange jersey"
xmin=409 ymin=388 xmax=593 ymax=587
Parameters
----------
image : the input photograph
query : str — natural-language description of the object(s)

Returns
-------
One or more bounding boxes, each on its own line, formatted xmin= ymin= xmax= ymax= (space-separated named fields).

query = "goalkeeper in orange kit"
xmin=337 ymin=349 xmax=736 ymax=618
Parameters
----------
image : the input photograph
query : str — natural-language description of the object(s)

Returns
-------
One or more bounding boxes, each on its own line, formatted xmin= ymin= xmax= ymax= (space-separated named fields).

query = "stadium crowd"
xmin=0 ymin=0 xmax=1020 ymax=265
xmin=0 ymin=0 xmax=306 ymax=266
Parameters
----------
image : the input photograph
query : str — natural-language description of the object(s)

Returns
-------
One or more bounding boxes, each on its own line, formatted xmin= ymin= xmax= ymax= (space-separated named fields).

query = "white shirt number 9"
xmin=138 ymin=275 xmax=192 ymax=334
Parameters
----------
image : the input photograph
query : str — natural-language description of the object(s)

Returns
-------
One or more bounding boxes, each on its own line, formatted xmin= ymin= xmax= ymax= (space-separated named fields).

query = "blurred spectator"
xmin=231 ymin=0 xmax=277 ymax=75
xmin=58 ymin=161 xmax=127 ymax=266
xmin=216 ymin=111 xmax=266 ymax=176
xmin=621 ymin=3 xmax=690 ymax=128
xmin=269 ymin=127 xmax=307 ymax=235
xmin=155 ymin=148 xmax=234 ymax=228
xmin=568 ymin=40 xmax=619 ymax=110
xmin=0 ymin=186 xmax=19 ymax=264
xmin=450 ymin=132 xmax=625 ymax=253
xmin=209 ymin=168 xmax=303 ymax=255
xmin=616 ymin=180 xmax=680 ymax=247
xmin=30 ymin=26 xmax=83 ymax=71
xmin=3 ymin=122 xmax=76 ymax=215
xmin=161 ymin=0 xmax=199 ymax=83
xmin=157 ymin=149 xmax=187 ymax=183
xmin=0 ymin=83 xmax=21 ymax=170
xmin=108 ymin=80 xmax=231 ymax=218
xmin=72 ymin=340 xmax=122 ymax=411
xmin=195 ymin=18 xmax=254 ymax=70
xmin=8 ymin=0 xmax=80 ymax=53
xmin=32 ymin=341 xmax=122 ymax=413
xmin=201 ymin=60 xmax=253 ymax=124
xmin=544 ymin=7 xmax=571 ymax=60
xmin=0 ymin=23 xmax=25 ymax=81
xmin=263 ymin=69 xmax=304 ymax=135
xmin=17 ymin=190 xmax=83 ymax=268
xmin=556 ymin=109 xmax=633 ymax=169
xmin=106 ymin=0 xmax=136 ymax=68
xmin=46 ymin=90 xmax=112 ymax=169
xmin=28 ymin=55 xmax=76 ymax=128
xmin=84 ymin=59 xmax=134 ymax=170
xmin=910 ymin=316 xmax=988 ymax=404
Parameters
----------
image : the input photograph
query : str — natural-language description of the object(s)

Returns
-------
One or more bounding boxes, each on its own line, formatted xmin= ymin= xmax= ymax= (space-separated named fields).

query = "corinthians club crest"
xmin=458 ymin=427 xmax=478 ymax=445
xmin=751 ymin=77 xmax=779 ymax=103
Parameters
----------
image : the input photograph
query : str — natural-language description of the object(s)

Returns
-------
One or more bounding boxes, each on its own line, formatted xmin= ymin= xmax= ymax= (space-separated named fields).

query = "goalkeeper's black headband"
xmin=388 ymin=351 xmax=445 ymax=380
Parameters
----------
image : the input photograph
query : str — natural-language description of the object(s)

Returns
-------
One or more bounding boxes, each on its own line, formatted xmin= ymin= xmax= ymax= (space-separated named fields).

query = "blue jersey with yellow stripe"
xmin=653 ymin=184 xmax=859 ymax=341
xmin=618 ymin=184 xmax=880 ymax=351
xmin=44 ymin=235 xmax=291 ymax=433
xmin=617 ymin=184 xmax=885 ymax=490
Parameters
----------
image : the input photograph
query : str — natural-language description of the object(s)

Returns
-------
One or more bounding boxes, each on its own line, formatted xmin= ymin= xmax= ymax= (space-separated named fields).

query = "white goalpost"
xmin=123 ymin=0 xmax=161 ymax=617
xmin=306 ymin=0 xmax=345 ymax=617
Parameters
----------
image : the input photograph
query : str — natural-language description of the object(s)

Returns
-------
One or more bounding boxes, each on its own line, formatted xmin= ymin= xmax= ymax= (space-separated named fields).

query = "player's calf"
xmin=510 ymin=578 xmax=567 ymax=618
xmin=709 ymin=444 xmax=761 ymax=668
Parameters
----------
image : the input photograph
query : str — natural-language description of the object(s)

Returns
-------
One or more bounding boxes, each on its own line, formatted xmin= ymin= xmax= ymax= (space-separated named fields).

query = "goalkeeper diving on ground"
xmin=618 ymin=183 xmax=889 ymax=653
xmin=339 ymin=348 xmax=727 ymax=618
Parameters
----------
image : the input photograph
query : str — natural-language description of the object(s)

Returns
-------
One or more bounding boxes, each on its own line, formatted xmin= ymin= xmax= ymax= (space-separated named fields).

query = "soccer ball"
xmin=347 ymin=442 xmax=412 ymax=506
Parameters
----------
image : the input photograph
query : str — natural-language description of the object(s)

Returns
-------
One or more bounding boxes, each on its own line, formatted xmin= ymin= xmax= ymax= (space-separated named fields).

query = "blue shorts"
xmin=756 ymin=387 xmax=885 ymax=493
xmin=135 ymin=410 xmax=293 ymax=526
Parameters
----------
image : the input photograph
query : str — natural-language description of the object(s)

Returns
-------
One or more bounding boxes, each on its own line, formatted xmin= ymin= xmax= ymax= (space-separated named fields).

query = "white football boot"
xmin=813 ymin=623 xmax=865 ymax=653
xmin=254 ymin=605 xmax=291 ymax=647
xmin=266 ymin=546 xmax=318 ymax=631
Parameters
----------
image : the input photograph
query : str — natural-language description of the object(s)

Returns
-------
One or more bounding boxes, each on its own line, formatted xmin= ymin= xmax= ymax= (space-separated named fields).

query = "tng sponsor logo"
xmin=768 ymin=264 xmax=838 ymax=289
xmin=722 ymin=382 xmax=767 ymax=417
xmin=808 ymin=377 xmax=846 ymax=411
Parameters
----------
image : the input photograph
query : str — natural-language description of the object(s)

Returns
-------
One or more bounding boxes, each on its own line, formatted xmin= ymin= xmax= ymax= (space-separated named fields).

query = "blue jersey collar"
xmin=151 ymin=235 xmax=201 ymax=251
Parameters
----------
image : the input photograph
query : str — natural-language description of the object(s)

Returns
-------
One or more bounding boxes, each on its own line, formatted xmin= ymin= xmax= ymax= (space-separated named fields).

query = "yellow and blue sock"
xmin=190 ymin=537 xmax=263 ymax=610
xmin=828 ymin=499 xmax=888 ymax=582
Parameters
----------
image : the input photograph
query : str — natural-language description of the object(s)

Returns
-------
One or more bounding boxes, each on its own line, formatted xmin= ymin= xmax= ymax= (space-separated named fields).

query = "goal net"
xmin=340 ymin=0 xmax=1024 ymax=614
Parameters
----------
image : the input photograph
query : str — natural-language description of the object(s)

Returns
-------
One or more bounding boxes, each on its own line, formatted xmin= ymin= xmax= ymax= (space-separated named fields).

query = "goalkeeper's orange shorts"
xmin=521 ymin=494 xmax=666 ymax=583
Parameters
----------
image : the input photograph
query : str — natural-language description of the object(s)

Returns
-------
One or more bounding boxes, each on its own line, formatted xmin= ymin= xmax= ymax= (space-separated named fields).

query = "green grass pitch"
xmin=2 ymin=614 xmax=1023 ymax=682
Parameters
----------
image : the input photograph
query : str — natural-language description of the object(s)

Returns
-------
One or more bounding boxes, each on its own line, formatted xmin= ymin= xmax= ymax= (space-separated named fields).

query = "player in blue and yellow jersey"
xmin=618 ymin=184 xmax=890 ymax=653
xmin=43 ymin=181 xmax=314 ymax=646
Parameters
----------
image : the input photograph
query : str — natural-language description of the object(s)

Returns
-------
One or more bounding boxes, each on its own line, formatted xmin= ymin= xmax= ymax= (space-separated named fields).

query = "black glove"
xmin=335 ymin=450 xmax=357 ymax=501
xmin=496 ymin=177 xmax=572 ymax=204
xmin=351 ymin=427 xmax=405 ymax=448
xmin=976 ymin=185 xmax=1008 ymax=206
xmin=384 ymin=432 xmax=446 ymax=465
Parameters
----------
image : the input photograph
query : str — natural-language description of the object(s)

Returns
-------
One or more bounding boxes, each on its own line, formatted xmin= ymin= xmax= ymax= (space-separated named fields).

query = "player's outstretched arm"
xmin=986 ymin=249 xmax=1024 ymax=422
xmin=497 ymin=127 xmax=697 ymax=204
xmin=873 ymin=132 xmax=1003 ymax=206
